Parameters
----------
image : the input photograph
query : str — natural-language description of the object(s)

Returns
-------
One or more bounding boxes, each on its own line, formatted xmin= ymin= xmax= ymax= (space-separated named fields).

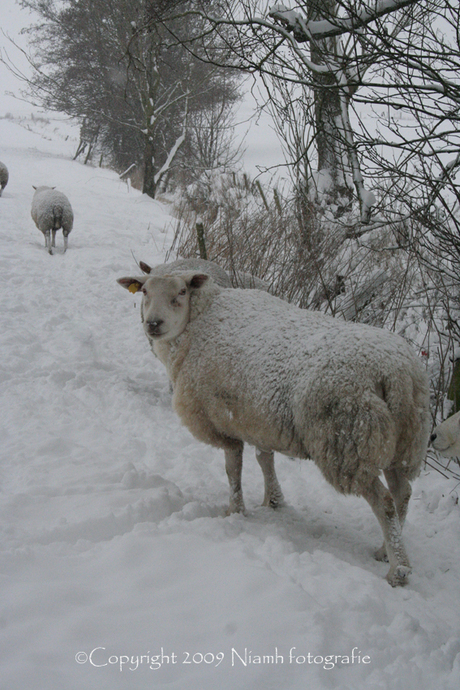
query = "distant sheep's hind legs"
xmin=256 ymin=448 xmax=284 ymax=508
xmin=361 ymin=475 xmax=411 ymax=586
xmin=44 ymin=230 xmax=53 ymax=254
xmin=224 ymin=441 xmax=245 ymax=515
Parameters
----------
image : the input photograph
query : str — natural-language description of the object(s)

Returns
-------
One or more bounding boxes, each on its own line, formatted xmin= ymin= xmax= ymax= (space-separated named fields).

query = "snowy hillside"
xmin=1 ymin=115 xmax=460 ymax=690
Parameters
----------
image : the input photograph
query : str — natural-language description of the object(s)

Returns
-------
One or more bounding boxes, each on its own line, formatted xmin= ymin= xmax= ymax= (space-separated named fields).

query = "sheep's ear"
xmin=32 ymin=185 xmax=37 ymax=190
xmin=117 ymin=276 xmax=147 ymax=294
xmin=188 ymin=273 xmax=209 ymax=289
xmin=139 ymin=261 xmax=152 ymax=274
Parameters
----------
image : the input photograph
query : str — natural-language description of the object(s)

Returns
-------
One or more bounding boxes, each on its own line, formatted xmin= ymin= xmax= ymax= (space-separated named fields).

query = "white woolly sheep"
xmin=117 ymin=272 xmax=430 ymax=586
xmin=430 ymin=411 xmax=460 ymax=457
xmin=31 ymin=186 xmax=74 ymax=254
xmin=0 ymin=161 xmax=9 ymax=196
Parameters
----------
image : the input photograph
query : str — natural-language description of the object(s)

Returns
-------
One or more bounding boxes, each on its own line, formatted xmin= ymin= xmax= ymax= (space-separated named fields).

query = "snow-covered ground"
xmin=1 ymin=112 xmax=460 ymax=690
xmin=1 ymin=3 xmax=457 ymax=688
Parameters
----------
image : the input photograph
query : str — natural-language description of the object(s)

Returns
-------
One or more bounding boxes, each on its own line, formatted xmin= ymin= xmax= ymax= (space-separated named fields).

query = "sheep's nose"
xmin=430 ymin=433 xmax=437 ymax=443
xmin=147 ymin=319 xmax=164 ymax=336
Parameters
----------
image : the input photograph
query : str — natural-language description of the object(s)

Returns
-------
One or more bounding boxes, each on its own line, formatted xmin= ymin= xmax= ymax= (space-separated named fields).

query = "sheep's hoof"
xmin=262 ymin=493 xmax=285 ymax=509
xmin=386 ymin=565 xmax=411 ymax=587
xmin=226 ymin=503 xmax=245 ymax=516
xmin=374 ymin=545 xmax=388 ymax=562
xmin=261 ymin=484 xmax=285 ymax=509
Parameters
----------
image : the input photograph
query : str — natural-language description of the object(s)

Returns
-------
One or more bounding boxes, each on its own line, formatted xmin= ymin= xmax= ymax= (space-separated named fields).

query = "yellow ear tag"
xmin=128 ymin=283 xmax=139 ymax=294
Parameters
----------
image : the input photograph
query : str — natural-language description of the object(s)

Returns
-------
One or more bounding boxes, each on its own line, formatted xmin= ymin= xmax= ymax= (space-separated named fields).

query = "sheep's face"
xmin=141 ymin=275 xmax=192 ymax=341
xmin=118 ymin=272 xmax=208 ymax=342
xmin=431 ymin=411 xmax=460 ymax=457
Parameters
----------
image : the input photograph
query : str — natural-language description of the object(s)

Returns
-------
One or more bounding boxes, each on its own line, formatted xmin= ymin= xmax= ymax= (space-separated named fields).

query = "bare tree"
xmin=149 ymin=1 xmax=460 ymax=239
xmin=158 ymin=2 xmax=460 ymax=410
xmin=15 ymin=0 xmax=242 ymax=197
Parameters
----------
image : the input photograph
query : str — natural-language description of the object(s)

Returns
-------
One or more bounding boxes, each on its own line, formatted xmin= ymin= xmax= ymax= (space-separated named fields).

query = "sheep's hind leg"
xmin=256 ymin=448 xmax=284 ymax=508
xmin=360 ymin=475 xmax=411 ymax=586
xmin=63 ymin=232 xmax=69 ymax=253
xmin=375 ymin=467 xmax=412 ymax=563
xmin=224 ymin=441 xmax=245 ymax=515
xmin=52 ymin=229 xmax=57 ymax=248
xmin=44 ymin=230 xmax=52 ymax=254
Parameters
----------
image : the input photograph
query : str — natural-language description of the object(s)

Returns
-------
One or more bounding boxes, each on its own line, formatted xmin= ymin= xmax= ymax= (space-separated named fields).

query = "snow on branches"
xmin=268 ymin=0 xmax=422 ymax=42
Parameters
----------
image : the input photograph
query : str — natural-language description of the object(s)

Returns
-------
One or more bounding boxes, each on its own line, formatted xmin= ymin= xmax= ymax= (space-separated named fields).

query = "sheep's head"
xmin=117 ymin=272 xmax=209 ymax=342
xmin=430 ymin=410 xmax=460 ymax=457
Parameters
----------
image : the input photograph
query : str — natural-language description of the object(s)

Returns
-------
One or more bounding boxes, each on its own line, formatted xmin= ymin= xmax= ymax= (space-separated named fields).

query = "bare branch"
xmin=268 ymin=0 xmax=422 ymax=42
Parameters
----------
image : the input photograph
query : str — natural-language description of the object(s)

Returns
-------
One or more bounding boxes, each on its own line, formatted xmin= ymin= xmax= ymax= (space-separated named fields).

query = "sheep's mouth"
xmin=146 ymin=328 xmax=168 ymax=341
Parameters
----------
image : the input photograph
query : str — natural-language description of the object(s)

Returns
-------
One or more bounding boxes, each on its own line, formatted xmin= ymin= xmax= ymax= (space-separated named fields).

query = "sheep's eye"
xmin=142 ymin=287 xmax=147 ymax=295
xmin=171 ymin=288 xmax=186 ymax=305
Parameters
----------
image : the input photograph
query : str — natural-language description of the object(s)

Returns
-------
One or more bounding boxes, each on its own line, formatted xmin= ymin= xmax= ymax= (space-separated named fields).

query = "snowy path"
xmin=1 ymin=116 xmax=460 ymax=689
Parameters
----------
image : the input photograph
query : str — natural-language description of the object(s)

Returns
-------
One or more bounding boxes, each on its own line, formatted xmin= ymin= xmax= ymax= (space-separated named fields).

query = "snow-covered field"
xmin=1 ymin=114 xmax=460 ymax=690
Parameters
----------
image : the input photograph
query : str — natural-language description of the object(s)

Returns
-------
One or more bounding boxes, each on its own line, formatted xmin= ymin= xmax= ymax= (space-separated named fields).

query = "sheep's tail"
xmin=53 ymin=205 xmax=64 ymax=229
xmin=300 ymin=383 xmax=395 ymax=494
xmin=302 ymin=364 xmax=429 ymax=495
xmin=336 ymin=390 xmax=398 ymax=494
xmin=378 ymin=369 xmax=430 ymax=481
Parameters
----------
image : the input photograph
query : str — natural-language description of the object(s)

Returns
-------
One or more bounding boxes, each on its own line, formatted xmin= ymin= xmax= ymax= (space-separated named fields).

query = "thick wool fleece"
xmin=155 ymin=283 xmax=430 ymax=496
xmin=31 ymin=186 xmax=73 ymax=235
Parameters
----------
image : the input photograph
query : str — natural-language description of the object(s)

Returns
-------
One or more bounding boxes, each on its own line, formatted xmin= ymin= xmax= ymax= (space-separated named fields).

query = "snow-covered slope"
xmin=1 ymin=116 xmax=460 ymax=690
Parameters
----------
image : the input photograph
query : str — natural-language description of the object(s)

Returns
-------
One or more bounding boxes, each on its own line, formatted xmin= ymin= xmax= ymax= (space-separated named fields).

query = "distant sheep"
xmin=430 ymin=411 xmax=460 ymax=457
xmin=31 ymin=186 xmax=74 ymax=254
xmin=117 ymin=272 xmax=430 ymax=586
xmin=0 ymin=161 xmax=8 ymax=196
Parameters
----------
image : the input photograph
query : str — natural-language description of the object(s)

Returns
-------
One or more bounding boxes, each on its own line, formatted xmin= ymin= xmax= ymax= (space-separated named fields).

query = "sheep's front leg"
xmin=224 ymin=441 xmax=245 ymax=515
xmin=361 ymin=476 xmax=411 ymax=586
xmin=52 ymin=229 xmax=57 ymax=248
xmin=256 ymin=448 xmax=284 ymax=508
